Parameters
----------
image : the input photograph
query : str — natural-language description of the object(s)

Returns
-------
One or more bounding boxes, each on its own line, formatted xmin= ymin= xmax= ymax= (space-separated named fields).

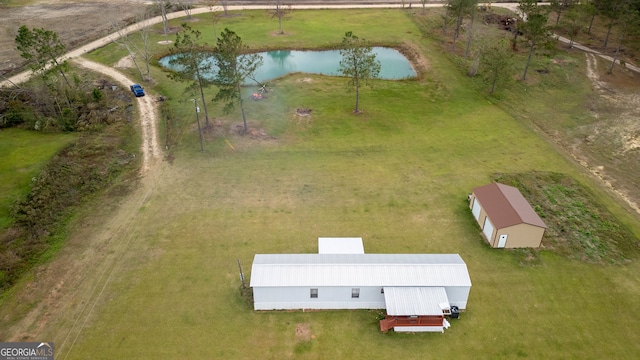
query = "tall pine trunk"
xmin=522 ymin=42 xmax=535 ymax=80
xmin=354 ymin=75 xmax=360 ymax=113
xmin=196 ymin=68 xmax=210 ymax=128
xmin=452 ymin=15 xmax=463 ymax=51
xmin=464 ymin=8 xmax=477 ymax=60
xmin=238 ymin=82 xmax=248 ymax=133
xmin=442 ymin=6 xmax=450 ymax=36
xmin=588 ymin=15 xmax=595 ymax=34
xmin=608 ymin=35 xmax=624 ymax=74
xmin=603 ymin=20 xmax=614 ymax=48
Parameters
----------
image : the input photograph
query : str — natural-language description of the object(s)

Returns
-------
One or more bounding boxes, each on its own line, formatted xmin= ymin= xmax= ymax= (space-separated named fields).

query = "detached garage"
xmin=469 ymin=182 xmax=547 ymax=248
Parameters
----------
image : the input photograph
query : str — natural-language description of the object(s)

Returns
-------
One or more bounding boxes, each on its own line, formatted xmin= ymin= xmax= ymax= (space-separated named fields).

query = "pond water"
xmin=158 ymin=47 xmax=417 ymax=83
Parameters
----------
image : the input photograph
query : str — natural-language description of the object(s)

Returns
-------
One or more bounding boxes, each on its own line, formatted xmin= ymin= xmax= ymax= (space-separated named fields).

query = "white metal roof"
xmin=249 ymin=254 xmax=472 ymax=287
xmin=318 ymin=237 xmax=365 ymax=254
xmin=384 ymin=287 xmax=450 ymax=316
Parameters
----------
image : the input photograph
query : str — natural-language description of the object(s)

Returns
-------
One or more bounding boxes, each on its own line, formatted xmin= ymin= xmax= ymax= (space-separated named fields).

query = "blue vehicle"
xmin=130 ymin=83 xmax=145 ymax=97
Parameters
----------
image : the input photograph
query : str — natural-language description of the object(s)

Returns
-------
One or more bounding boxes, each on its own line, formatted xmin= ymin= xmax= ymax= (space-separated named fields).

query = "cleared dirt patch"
xmin=573 ymin=53 xmax=640 ymax=215
xmin=295 ymin=323 xmax=314 ymax=341
xmin=0 ymin=1 xmax=149 ymax=76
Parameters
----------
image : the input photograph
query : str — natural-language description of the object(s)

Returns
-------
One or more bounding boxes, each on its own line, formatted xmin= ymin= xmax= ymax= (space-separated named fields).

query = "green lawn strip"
xmin=0 ymin=128 xmax=76 ymax=229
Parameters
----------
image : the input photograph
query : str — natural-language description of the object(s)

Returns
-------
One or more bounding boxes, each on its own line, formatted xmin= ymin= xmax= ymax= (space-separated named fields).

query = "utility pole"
xmin=192 ymin=99 xmax=204 ymax=151
xmin=237 ymin=259 xmax=246 ymax=289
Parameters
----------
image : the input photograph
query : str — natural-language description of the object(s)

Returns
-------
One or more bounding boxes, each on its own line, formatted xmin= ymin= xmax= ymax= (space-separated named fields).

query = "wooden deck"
xmin=380 ymin=315 xmax=444 ymax=332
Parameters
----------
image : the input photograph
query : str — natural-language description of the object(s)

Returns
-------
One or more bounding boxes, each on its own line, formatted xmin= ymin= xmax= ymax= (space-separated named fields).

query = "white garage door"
xmin=482 ymin=217 xmax=494 ymax=243
xmin=471 ymin=198 xmax=481 ymax=220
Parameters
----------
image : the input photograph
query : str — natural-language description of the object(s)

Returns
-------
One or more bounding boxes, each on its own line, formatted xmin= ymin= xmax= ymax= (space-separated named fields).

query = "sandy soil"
xmin=0 ymin=0 xmax=149 ymax=76
xmin=574 ymin=53 xmax=640 ymax=214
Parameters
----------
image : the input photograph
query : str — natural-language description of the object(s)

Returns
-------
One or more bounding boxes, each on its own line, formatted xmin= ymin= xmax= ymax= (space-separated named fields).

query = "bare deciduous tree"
xmin=221 ymin=0 xmax=229 ymax=17
xmin=178 ymin=0 xmax=195 ymax=20
xmin=155 ymin=0 xmax=170 ymax=37
xmin=274 ymin=0 xmax=285 ymax=34
xmin=136 ymin=13 xmax=154 ymax=82
xmin=109 ymin=19 xmax=145 ymax=81
xmin=205 ymin=0 xmax=222 ymax=39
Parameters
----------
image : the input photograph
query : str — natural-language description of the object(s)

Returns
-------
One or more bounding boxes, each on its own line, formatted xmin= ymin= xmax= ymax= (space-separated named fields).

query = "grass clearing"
xmin=493 ymin=171 xmax=640 ymax=265
xmin=4 ymin=7 xmax=640 ymax=359
xmin=0 ymin=129 xmax=75 ymax=228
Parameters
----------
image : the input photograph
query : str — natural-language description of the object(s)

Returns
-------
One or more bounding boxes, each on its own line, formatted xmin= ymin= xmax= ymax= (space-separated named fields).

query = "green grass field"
xmin=16 ymin=8 xmax=640 ymax=359
xmin=0 ymin=129 xmax=75 ymax=228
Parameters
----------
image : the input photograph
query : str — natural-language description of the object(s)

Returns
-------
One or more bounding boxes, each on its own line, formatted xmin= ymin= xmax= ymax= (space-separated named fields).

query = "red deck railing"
xmin=380 ymin=315 xmax=444 ymax=331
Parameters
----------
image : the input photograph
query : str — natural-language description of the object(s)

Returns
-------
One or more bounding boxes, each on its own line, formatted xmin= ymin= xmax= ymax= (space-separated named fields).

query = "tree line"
xmin=441 ymin=0 xmax=640 ymax=93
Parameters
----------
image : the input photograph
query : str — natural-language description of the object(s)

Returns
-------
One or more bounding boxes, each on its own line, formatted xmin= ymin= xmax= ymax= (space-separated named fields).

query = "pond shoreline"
xmin=159 ymin=47 xmax=418 ymax=84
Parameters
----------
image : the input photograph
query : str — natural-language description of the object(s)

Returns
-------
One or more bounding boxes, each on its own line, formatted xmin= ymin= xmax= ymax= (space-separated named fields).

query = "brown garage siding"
xmin=499 ymin=224 xmax=546 ymax=248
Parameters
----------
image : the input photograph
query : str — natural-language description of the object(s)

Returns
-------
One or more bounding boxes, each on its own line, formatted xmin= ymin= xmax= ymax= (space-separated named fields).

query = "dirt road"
xmin=73 ymin=58 xmax=162 ymax=175
xmin=0 ymin=56 xmax=163 ymax=355
xmin=0 ymin=0 xmax=640 ymax=87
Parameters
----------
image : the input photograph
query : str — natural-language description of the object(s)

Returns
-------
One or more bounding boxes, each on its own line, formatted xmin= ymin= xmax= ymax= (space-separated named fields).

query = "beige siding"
xmin=469 ymin=192 xmax=545 ymax=248
xmin=498 ymin=224 xmax=545 ymax=248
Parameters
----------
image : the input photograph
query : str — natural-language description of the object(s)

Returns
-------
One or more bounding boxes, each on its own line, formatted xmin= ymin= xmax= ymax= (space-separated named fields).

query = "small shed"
xmin=469 ymin=182 xmax=547 ymax=248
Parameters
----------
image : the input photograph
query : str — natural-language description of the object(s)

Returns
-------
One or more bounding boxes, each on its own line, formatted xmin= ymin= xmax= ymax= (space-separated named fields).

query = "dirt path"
xmin=1 ymin=173 xmax=159 ymax=349
xmin=579 ymin=53 xmax=640 ymax=215
xmin=556 ymin=35 xmax=640 ymax=73
xmin=0 ymin=57 xmax=163 ymax=355
xmin=73 ymin=58 xmax=162 ymax=175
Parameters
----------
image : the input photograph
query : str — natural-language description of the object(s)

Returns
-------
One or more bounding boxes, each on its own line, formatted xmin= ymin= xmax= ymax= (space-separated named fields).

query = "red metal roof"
xmin=472 ymin=183 xmax=547 ymax=229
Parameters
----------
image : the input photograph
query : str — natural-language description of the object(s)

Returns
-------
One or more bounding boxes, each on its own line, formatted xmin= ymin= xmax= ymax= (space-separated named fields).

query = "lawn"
xmin=21 ymin=8 xmax=640 ymax=359
xmin=0 ymin=128 xmax=75 ymax=228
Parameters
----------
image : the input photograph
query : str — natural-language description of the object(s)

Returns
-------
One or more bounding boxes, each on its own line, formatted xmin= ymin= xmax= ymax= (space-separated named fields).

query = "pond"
xmin=158 ymin=47 xmax=417 ymax=83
